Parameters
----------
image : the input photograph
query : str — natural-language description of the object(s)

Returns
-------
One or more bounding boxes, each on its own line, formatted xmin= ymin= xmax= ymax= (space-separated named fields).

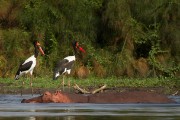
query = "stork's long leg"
xmin=68 ymin=79 xmax=71 ymax=93
xmin=21 ymin=74 xmax=26 ymax=96
xmin=62 ymin=75 xmax=65 ymax=91
xmin=21 ymin=79 xmax=24 ymax=96
xmin=30 ymin=74 xmax=34 ymax=96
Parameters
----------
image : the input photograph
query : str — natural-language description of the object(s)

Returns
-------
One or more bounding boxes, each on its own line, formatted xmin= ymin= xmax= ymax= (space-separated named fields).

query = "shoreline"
xmin=0 ymin=86 xmax=179 ymax=96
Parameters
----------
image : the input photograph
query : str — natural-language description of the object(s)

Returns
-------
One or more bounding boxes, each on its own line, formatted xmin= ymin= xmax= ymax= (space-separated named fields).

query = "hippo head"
xmin=51 ymin=91 xmax=71 ymax=103
xmin=21 ymin=91 xmax=54 ymax=103
xmin=42 ymin=91 xmax=54 ymax=102
xmin=21 ymin=95 xmax=43 ymax=103
xmin=21 ymin=91 xmax=70 ymax=103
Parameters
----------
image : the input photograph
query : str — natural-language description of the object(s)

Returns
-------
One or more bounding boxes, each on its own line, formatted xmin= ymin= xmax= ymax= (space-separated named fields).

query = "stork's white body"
xmin=21 ymin=55 xmax=36 ymax=74
xmin=64 ymin=55 xmax=75 ymax=62
xmin=53 ymin=55 xmax=76 ymax=80
xmin=15 ymin=55 xmax=36 ymax=79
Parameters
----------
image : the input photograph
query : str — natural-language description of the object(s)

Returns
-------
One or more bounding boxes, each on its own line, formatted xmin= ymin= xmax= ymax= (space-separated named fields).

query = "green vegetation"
xmin=0 ymin=0 xmax=180 ymax=90
xmin=0 ymin=77 xmax=179 ymax=94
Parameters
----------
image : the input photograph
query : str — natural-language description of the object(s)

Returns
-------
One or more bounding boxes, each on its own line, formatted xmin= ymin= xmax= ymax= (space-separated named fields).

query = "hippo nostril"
xmin=21 ymin=99 xmax=27 ymax=103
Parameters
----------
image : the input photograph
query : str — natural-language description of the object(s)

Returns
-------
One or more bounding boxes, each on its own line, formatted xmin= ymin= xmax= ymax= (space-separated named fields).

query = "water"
xmin=0 ymin=94 xmax=180 ymax=120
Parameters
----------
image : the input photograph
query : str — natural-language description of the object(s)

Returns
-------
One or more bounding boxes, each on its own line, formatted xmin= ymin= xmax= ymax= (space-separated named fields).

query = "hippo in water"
xmin=21 ymin=90 xmax=175 ymax=103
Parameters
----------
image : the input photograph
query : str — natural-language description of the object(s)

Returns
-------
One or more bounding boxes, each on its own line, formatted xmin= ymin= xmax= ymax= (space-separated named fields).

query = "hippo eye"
xmin=44 ymin=92 xmax=50 ymax=96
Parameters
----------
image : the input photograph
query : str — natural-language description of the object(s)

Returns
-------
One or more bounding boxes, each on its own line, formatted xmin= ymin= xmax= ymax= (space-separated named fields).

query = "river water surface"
xmin=0 ymin=94 xmax=180 ymax=120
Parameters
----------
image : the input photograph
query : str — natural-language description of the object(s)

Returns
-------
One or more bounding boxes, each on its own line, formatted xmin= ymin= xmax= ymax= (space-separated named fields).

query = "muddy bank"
xmin=0 ymin=86 xmax=179 ymax=96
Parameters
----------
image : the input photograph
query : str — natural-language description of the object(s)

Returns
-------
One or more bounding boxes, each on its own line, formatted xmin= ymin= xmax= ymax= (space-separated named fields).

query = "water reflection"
xmin=63 ymin=116 xmax=75 ymax=120
xmin=28 ymin=116 xmax=36 ymax=120
xmin=0 ymin=94 xmax=180 ymax=120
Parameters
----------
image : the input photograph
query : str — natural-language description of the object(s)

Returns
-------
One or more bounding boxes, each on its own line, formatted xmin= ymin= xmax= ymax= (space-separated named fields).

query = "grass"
xmin=0 ymin=76 xmax=179 ymax=91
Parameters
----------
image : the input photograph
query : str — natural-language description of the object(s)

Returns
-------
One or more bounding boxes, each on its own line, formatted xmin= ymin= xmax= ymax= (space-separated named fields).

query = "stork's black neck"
xmin=74 ymin=48 xmax=80 ymax=59
xmin=73 ymin=46 xmax=77 ymax=55
xmin=34 ymin=45 xmax=39 ymax=58
xmin=74 ymin=47 xmax=83 ymax=60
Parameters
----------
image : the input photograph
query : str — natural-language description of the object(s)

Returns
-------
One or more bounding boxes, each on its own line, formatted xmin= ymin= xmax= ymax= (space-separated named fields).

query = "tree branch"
xmin=92 ymin=84 xmax=107 ymax=94
xmin=73 ymin=84 xmax=91 ymax=94
xmin=73 ymin=84 xmax=107 ymax=94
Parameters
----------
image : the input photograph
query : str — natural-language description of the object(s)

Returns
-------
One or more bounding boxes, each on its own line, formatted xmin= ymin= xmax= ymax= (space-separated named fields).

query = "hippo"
xmin=21 ymin=90 xmax=175 ymax=103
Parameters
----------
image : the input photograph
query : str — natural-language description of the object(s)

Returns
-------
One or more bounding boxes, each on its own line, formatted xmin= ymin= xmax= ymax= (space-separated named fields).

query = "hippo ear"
xmin=54 ymin=90 xmax=61 ymax=95
xmin=54 ymin=91 xmax=57 ymax=95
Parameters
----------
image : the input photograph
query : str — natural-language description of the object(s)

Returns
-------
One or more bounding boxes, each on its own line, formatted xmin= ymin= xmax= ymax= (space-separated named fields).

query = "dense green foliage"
xmin=0 ymin=0 xmax=180 ymax=79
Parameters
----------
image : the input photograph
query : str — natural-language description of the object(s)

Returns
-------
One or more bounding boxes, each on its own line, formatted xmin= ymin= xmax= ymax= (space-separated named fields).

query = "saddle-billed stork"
xmin=53 ymin=41 xmax=85 ymax=90
xmin=15 ymin=40 xmax=45 ymax=95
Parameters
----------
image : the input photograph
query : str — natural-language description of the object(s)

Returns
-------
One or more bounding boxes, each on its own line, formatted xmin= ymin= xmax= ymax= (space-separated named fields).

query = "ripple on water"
xmin=0 ymin=94 xmax=179 ymax=119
